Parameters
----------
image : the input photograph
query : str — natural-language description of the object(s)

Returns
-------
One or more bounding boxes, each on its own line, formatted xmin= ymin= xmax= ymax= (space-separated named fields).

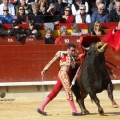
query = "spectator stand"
xmin=1 ymin=22 xmax=118 ymax=40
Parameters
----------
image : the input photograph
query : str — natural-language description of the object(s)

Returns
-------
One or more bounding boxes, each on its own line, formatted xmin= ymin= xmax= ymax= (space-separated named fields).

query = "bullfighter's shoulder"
xmin=56 ymin=51 xmax=68 ymax=56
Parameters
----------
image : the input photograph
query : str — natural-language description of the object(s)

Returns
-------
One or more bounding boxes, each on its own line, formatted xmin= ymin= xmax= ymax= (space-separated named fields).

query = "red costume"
xmin=103 ymin=26 xmax=120 ymax=52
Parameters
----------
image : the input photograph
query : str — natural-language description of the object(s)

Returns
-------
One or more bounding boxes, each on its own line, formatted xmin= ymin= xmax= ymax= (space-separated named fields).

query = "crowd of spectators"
xmin=0 ymin=0 xmax=120 ymax=44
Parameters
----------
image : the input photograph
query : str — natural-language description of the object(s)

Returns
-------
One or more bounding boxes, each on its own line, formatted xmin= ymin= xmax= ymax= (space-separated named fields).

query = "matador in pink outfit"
xmin=37 ymin=43 xmax=81 ymax=116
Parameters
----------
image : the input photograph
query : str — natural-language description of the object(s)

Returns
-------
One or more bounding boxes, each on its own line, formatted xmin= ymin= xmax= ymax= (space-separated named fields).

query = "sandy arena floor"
xmin=0 ymin=96 xmax=120 ymax=120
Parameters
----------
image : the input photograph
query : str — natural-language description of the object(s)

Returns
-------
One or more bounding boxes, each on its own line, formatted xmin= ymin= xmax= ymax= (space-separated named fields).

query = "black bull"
xmin=70 ymin=42 xmax=113 ymax=115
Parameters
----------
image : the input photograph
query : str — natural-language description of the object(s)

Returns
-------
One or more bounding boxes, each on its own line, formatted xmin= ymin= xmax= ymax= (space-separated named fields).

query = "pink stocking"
xmin=68 ymin=100 xmax=79 ymax=113
xmin=39 ymin=97 xmax=51 ymax=112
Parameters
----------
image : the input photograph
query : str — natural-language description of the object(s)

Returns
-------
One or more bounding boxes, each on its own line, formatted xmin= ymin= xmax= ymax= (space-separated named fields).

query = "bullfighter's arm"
xmin=43 ymin=51 xmax=61 ymax=71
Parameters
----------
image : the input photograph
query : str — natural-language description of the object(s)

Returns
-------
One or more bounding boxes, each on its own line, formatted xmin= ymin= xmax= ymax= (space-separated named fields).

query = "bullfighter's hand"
xmin=41 ymin=70 xmax=45 ymax=76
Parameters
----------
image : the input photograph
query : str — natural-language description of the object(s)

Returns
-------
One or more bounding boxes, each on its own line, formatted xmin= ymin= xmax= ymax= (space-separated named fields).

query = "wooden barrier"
xmin=0 ymin=36 xmax=45 ymax=45
xmin=0 ymin=44 xmax=120 ymax=83
xmin=61 ymin=35 xmax=104 ymax=45
xmin=0 ymin=44 xmax=67 ymax=83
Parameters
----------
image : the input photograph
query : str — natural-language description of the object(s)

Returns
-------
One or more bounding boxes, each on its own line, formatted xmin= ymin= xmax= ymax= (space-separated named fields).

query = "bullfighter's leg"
xmin=58 ymin=69 xmax=81 ymax=116
xmin=107 ymin=83 xmax=119 ymax=108
xmin=38 ymin=77 xmax=63 ymax=115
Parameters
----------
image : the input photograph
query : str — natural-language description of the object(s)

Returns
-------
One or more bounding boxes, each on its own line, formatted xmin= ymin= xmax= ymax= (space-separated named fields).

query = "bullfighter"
xmin=37 ymin=43 xmax=81 ymax=116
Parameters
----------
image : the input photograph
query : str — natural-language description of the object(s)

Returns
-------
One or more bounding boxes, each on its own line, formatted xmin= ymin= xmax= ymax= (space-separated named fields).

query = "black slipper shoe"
xmin=37 ymin=108 xmax=47 ymax=116
xmin=72 ymin=112 xmax=81 ymax=116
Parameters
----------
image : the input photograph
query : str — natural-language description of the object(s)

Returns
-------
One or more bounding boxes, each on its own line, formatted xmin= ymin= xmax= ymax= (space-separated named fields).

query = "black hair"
xmin=67 ymin=43 xmax=76 ymax=49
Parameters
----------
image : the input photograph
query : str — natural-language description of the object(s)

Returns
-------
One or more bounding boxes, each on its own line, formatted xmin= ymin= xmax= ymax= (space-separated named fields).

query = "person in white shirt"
xmin=75 ymin=4 xmax=91 ymax=23
xmin=71 ymin=0 xmax=89 ymax=16
xmin=62 ymin=0 xmax=73 ymax=6
xmin=0 ymin=0 xmax=15 ymax=15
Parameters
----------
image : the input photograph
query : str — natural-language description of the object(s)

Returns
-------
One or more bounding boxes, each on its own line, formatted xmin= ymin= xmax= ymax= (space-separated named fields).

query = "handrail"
xmin=0 ymin=80 xmax=120 ymax=86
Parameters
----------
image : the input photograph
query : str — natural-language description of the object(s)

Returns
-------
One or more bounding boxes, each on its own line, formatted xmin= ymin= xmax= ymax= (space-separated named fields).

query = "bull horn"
xmin=81 ymin=45 xmax=89 ymax=51
xmin=98 ymin=43 xmax=107 ymax=52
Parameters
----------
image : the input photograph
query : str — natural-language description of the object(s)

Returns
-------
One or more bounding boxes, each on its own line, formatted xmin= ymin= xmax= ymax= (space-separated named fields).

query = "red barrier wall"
xmin=0 ymin=37 xmax=120 ymax=82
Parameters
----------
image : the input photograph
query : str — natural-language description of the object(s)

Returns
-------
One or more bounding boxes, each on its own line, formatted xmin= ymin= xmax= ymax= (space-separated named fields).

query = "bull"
xmin=71 ymin=42 xmax=116 ymax=115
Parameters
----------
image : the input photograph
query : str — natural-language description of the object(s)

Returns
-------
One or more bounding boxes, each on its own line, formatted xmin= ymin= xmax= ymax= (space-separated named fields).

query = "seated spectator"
xmin=55 ymin=26 xmax=68 ymax=44
xmin=38 ymin=0 xmax=48 ymax=24
xmin=0 ymin=21 xmax=7 ymax=36
xmin=45 ymin=28 xmax=54 ymax=44
xmin=48 ymin=0 xmax=57 ymax=4
xmin=38 ymin=0 xmax=48 ymax=14
xmin=9 ymin=0 xmax=18 ymax=5
xmin=91 ymin=0 xmax=103 ymax=13
xmin=91 ymin=0 xmax=109 ymax=14
xmin=27 ymin=0 xmax=36 ymax=5
xmin=0 ymin=0 xmax=15 ymax=15
xmin=91 ymin=21 xmax=105 ymax=35
xmin=15 ymin=6 xmax=28 ymax=24
xmin=0 ymin=6 xmax=14 ymax=24
xmin=54 ymin=0 xmax=67 ymax=15
xmin=75 ymin=4 xmax=91 ymax=23
xmin=109 ymin=1 xmax=120 ymax=22
xmin=108 ymin=0 xmax=119 ymax=12
xmin=84 ymin=0 xmax=93 ymax=15
xmin=71 ymin=23 xmax=88 ymax=36
xmin=15 ymin=0 xmax=32 ymax=15
xmin=62 ymin=0 xmax=73 ymax=6
xmin=17 ymin=0 xmax=36 ymax=5
xmin=25 ymin=20 xmax=41 ymax=39
xmin=61 ymin=6 xmax=75 ymax=23
xmin=71 ymin=23 xmax=82 ymax=36
xmin=91 ymin=3 xmax=110 ymax=23
xmin=8 ymin=19 xmax=26 ymax=41
xmin=28 ymin=2 xmax=45 ymax=24
xmin=71 ymin=0 xmax=89 ymax=16
xmin=102 ymin=0 xmax=111 ymax=8
xmin=46 ymin=3 xmax=62 ymax=25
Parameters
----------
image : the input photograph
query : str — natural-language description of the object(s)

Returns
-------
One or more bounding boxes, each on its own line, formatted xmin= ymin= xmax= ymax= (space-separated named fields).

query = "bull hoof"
xmin=98 ymin=107 xmax=104 ymax=116
xmin=112 ymin=103 xmax=119 ymax=108
xmin=82 ymin=110 xmax=90 ymax=115
xmin=99 ymin=112 xmax=104 ymax=116
xmin=0 ymin=92 xmax=6 ymax=98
